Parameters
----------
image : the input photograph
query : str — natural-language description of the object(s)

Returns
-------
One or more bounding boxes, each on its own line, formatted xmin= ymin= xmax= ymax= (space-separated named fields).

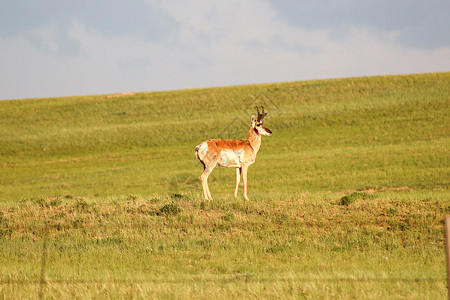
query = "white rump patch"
xmin=196 ymin=142 xmax=208 ymax=161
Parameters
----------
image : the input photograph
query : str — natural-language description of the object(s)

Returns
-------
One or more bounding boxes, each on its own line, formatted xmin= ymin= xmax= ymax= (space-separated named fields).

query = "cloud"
xmin=271 ymin=0 xmax=450 ymax=49
xmin=1 ymin=0 xmax=449 ymax=100
xmin=144 ymin=0 xmax=450 ymax=83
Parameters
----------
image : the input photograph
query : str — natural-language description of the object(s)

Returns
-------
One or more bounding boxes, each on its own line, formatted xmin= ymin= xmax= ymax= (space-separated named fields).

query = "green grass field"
xmin=1 ymin=72 xmax=449 ymax=298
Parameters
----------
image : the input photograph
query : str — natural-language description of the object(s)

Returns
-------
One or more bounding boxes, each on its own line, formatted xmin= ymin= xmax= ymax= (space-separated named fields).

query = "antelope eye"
xmin=256 ymin=124 xmax=260 ymax=127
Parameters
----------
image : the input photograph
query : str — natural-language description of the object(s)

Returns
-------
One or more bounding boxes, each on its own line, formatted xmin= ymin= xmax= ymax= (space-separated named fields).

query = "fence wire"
xmin=0 ymin=228 xmax=444 ymax=288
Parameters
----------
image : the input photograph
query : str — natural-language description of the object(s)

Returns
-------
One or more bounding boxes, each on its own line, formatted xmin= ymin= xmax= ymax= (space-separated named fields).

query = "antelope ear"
xmin=251 ymin=115 xmax=256 ymax=124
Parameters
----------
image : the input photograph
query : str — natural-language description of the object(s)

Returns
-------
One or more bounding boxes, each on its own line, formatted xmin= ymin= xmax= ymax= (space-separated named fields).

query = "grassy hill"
xmin=1 ymin=72 xmax=448 ymax=201
xmin=0 ymin=72 xmax=449 ymax=298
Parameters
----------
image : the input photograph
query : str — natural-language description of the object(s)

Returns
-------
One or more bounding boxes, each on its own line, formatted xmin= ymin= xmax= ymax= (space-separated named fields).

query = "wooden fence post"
xmin=444 ymin=216 xmax=450 ymax=300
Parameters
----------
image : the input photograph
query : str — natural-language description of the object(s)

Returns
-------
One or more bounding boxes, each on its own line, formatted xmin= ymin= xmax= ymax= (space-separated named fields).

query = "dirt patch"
xmin=345 ymin=187 xmax=411 ymax=194
xmin=106 ymin=92 xmax=135 ymax=98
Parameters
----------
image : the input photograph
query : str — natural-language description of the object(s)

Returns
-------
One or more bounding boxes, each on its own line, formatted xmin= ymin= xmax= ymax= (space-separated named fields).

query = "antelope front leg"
xmin=234 ymin=167 xmax=241 ymax=198
xmin=242 ymin=165 xmax=249 ymax=200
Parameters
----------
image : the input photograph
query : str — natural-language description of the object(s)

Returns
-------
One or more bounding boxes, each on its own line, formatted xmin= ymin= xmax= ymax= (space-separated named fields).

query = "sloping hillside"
xmin=1 ymin=72 xmax=448 ymax=201
xmin=1 ymin=73 xmax=449 ymax=299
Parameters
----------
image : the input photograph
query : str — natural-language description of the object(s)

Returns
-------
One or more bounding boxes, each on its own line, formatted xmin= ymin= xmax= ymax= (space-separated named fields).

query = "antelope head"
xmin=251 ymin=106 xmax=272 ymax=136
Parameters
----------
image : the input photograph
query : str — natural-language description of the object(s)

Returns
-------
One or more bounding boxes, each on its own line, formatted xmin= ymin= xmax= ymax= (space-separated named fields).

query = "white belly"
xmin=217 ymin=149 xmax=244 ymax=167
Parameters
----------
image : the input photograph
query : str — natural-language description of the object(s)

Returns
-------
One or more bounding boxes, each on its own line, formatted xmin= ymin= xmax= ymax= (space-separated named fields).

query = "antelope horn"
xmin=259 ymin=106 xmax=267 ymax=121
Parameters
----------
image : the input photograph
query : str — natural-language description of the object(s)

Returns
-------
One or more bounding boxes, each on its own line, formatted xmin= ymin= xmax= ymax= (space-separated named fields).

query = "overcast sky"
xmin=1 ymin=0 xmax=449 ymax=100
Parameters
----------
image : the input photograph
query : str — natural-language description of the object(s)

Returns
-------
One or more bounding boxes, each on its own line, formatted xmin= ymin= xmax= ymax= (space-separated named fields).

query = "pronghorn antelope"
xmin=195 ymin=106 xmax=272 ymax=200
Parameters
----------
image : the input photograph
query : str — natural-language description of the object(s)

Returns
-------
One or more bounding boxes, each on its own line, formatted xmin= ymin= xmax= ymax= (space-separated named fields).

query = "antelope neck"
xmin=247 ymin=126 xmax=261 ymax=153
